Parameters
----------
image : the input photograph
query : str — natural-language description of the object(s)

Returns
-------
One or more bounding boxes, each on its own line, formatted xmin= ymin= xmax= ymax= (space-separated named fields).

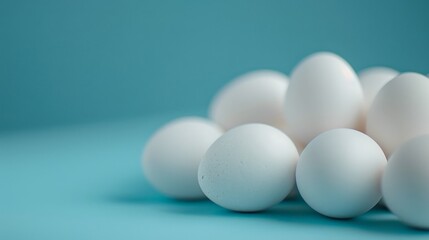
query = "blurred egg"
xmin=367 ymin=73 xmax=429 ymax=156
xmin=142 ymin=117 xmax=223 ymax=199
xmin=296 ymin=129 xmax=386 ymax=218
xmin=285 ymin=52 xmax=364 ymax=144
xmin=382 ymin=135 xmax=429 ymax=229
xmin=285 ymin=184 xmax=300 ymax=200
xmin=209 ymin=70 xmax=289 ymax=130
xmin=358 ymin=67 xmax=398 ymax=113
xmin=282 ymin=127 xmax=305 ymax=154
xmin=198 ymin=124 xmax=299 ymax=212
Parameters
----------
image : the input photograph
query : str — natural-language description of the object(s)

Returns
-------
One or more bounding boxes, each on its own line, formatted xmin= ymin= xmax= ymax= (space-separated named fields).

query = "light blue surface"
xmin=1 ymin=0 xmax=429 ymax=130
xmin=1 ymin=112 xmax=429 ymax=239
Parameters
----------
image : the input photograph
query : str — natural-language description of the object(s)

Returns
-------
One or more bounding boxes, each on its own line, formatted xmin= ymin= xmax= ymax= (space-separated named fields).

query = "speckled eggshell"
xmin=198 ymin=124 xmax=299 ymax=212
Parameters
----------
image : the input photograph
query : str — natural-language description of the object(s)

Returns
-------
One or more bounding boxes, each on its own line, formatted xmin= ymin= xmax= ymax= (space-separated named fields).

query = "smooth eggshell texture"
xmin=382 ymin=135 xmax=429 ymax=229
xmin=358 ymin=67 xmax=398 ymax=113
xmin=296 ymin=128 xmax=386 ymax=218
xmin=142 ymin=117 xmax=223 ymax=199
xmin=367 ymin=72 xmax=429 ymax=156
xmin=209 ymin=70 xmax=289 ymax=130
xmin=198 ymin=124 xmax=299 ymax=212
xmin=285 ymin=52 xmax=364 ymax=145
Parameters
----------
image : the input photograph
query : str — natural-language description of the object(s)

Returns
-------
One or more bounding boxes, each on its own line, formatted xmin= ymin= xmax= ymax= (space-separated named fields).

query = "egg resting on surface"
xmin=296 ymin=128 xmax=386 ymax=218
xmin=143 ymin=117 xmax=223 ymax=200
xmin=382 ymin=135 xmax=429 ymax=229
xmin=198 ymin=124 xmax=299 ymax=212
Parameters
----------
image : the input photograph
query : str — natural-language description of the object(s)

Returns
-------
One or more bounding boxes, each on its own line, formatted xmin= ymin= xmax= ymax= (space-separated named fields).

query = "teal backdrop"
xmin=2 ymin=2 xmax=429 ymax=239
xmin=1 ymin=0 xmax=429 ymax=130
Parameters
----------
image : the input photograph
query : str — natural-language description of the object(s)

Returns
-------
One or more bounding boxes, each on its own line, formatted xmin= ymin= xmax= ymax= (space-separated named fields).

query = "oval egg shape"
xmin=284 ymin=52 xmax=364 ymax=144
xmin=367 ymin=72 xmax=429 ymax=156
xmin=210 ymin=70 xmax=289 ymax=130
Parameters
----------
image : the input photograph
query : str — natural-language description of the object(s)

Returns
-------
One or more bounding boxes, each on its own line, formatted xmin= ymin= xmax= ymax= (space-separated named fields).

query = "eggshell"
xmin=367 ymin=72 xmax=429 ymax=156
xmin=285 ymin=52 xmax=364 ymax=144
xmin=209 ymin=70 xmax=289 ymax=130
xmin=198 ymin=124 xmax=299 ymax=212
xmin=296 ymin=128 xmax=386 ymax=218
xmin=383 ymin=135 xmax=429 ymax=229
xmin=142 ymin=117 xmax=223 ymax=199
xmin=358 ymin=67 xmax=398 ymax=113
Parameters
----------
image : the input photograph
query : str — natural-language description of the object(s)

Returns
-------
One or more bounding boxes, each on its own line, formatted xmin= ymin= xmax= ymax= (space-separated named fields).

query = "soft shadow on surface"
xmin=266 ymin=202 xmax=428 ymax=235
xmin=267 ymin=203 xmax=422 ymax=235
xmin=354 ymin=210 xmax=420 ymax=235
xmin=105 ymin=178 xmax=429 ymax=236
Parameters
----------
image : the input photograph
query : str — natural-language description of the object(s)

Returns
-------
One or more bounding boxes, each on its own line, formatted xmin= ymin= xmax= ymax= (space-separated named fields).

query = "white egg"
xmin=358 ymin=67 xmax=398 ymax=113
xmin=382 ymin=135 xmax=429 ymax=229
xmin=198 ymin=124 xmax=299 ymax=212
xmin=209 ymin=70 xmax=289 ymax=130
xmin=367 ymin=73 xmax=429 ymax=156
xmin=285 ymin=52 xmax=364 ymax=145
xmin=281 ymin=127 xmax=305 ymax=154
xmin=142 ymin=117 xmax=223 ymax=199
xmin=296 ymin=128 xmax=386 ymax=218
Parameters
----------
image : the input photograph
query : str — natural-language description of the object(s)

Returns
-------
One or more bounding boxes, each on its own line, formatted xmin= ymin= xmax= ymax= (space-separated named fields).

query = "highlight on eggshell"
xmin=198 ymin=124 xmax=299 ymax=212
xmin=209 ymin=70 xmax=289 ymax=130
xmin=140 ymin=51 xmax=429 ymax=230
xmin=296 ymin=128 xmax=386 ymax=219
xmin=366 ymin=72 xmax=429 ymax=156
xmin=284 ymin=52 xmax=364 ymax=145
xmin=208 ymin=69 xmax=305 ymax=154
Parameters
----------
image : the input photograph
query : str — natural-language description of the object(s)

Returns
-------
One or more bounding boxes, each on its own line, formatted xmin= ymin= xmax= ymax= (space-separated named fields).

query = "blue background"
xmin=2 ymin=0 xmax=429 ymax=239
xmin=2 ymin=114 xmax=429 ymax=240
xmin=1 ymin=0 xmax=429 ymax=130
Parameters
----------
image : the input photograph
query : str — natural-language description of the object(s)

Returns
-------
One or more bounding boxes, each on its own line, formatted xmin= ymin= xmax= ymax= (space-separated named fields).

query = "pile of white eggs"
xmin=142 ymin=52 xmax=429 ymax=229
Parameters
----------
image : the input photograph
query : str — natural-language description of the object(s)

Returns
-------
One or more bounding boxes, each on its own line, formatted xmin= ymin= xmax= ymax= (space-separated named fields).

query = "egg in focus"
xmin=198 ymin=124 xmax=299 ymax=212
xmin=285 ymin=52 xmax=364 ymax=145
xmin=296 ymin=128 xmax=386 ymax=218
